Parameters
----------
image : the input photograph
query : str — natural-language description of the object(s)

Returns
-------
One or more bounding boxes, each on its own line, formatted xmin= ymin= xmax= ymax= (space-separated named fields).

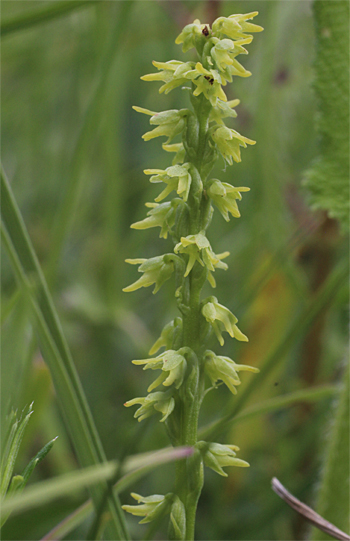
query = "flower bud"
xmin=169 ymin=496 xmax=186 ymax=540
xmin=149 ymin=318 xmax=183 ymax=355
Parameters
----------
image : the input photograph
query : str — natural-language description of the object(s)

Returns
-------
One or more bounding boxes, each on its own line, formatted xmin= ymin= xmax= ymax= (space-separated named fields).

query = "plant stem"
xmin=173 ymin=96 xmax=212 ymax=540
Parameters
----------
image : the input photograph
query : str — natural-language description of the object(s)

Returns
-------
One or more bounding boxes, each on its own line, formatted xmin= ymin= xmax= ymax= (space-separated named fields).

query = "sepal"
xmin=203 ymin=350 xmax=259 ymax=394
xmin=201 ymin=296 xmax=248 ymax=345
xmin=197 ymin=441 xmax=249 ymax=476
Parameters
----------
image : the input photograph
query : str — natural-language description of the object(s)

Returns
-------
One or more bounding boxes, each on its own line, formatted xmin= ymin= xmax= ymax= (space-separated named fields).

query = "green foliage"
xmin=1 ymin=1 xmax=349 ymax=540
xmin=304 ymin=0 xmax=349 ymax=231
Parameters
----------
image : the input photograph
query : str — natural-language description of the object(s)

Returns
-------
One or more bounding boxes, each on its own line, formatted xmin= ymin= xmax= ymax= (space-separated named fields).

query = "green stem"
xmin=172 ymin=96 xmax=212 ymax=540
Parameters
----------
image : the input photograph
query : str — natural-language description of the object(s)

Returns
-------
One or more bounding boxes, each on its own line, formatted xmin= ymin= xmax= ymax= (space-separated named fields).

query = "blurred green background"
xmin=1 ymin=1 xmax=348 ymax=540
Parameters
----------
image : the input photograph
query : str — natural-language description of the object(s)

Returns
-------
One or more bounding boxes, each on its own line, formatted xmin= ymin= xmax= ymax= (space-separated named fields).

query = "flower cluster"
xmin=122 ymin=11 xmax=262 ymax=535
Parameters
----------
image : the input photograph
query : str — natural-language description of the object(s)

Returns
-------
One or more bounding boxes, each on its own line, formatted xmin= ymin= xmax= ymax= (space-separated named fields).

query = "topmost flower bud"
xmin=175 ymin=19 xmax=210 ymax=52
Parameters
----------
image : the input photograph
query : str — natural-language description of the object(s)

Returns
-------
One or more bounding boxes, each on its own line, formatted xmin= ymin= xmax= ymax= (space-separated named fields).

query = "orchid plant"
xmin=122 ymin=12 xmax=263 ymax=540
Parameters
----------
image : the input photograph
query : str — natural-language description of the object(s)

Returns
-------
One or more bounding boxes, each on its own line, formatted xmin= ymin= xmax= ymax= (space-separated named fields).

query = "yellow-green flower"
xmin=174 ymin=231 xmax=229 ymax=281
xmin=149 ymin=318 xmax=183 ymax=356
xmin=144 ymin=164 xmax=192 ymax=202
xmin=132 ymin=349 xmax=187 ymax=391
xmin=203 ymin=350 xmax=259 ymax=394
xmin=175 ymin=19 xmax=210 ymax=52
xmin=141 ymin=60 xmax=197 ymax=94
xmin=197 ymin=441 xmax=249 ymax=476
xmin=124 ymin=390 xmax=175 ymax=422
xmin=133 ymin=106 xmax=188 ymax=143
xmin=207 ymin=179 xmax=250 ymax=221
xmin=212 ymin=12 xmax=263 ymax=41
xmin=201 ymin=297 xmax=248 ymax=345
xmin=209 ymin=37 xmax=252 ymax=81
xmin=122 ymin=493 xmax=173 ymax=523
xmin=212 ymin=125 xmax=255 ymax=164
xmin=210 ymin=99 xmax=240 ymax=125
xmin=123 ymin=255 xmax=175 ymax=294
xmin=192 ymin=63 xmax=227 ymax=106
xmin=131 ymin=200 xmax=182 ymax=239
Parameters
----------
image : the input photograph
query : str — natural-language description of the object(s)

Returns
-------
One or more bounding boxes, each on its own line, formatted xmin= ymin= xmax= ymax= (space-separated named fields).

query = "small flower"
xmin=212 ymin=125 xmax=255 ymax=164
xmin=192 ymin=63 xmax=227 ymax=106
xmin=209 ymin=37 xmax=252 ymax=82
xmin=131 ymin=200 xmax=182 ymax=239
xmin=212 ymin=12 xmax=263 ymax=41
xmin=132 ymin=349 xmax=187 ymax=391
xmin=207 ymin=179 xmax=250 ymax=221
xmin=174 ymin=231 xmax=229 ymax=279
xmin=124 ymin=390 xmax=175 ymax=422
xmin=122 ymin=255 xmax=176 ymax=294
xmin=133 ymin=107 xmax=188 ymax=143
xmin=141 ymin=60 xmax=197 ymax=94
xmin=149 ymin=318 xmax=183 ymax=355
xmin=204 ymin=350 xmax=259 ymax=394
xmin=175 ymin=19 xmax=209 ymax=52
xmin=144 ymin=164 xmax=192 ymax=202
xmin=210 ymin=99 xmax=240 ymax=125
xmin=201 ymin=297 xmax=248 ymax=345
xmin=122 ymin=492 xmax=173 ymax=523
xmin=197 ymin=441 xmax=250 ymax=476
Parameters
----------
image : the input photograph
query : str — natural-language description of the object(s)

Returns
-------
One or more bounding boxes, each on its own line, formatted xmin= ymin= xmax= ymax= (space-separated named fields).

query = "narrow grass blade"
xmin=200 ymin=261 xmax=347 ymax=441
xmin=0 ymin=167 xmax=129 ymax=540
xmin=1 ymin=1 xmax=97 ymax=37
xmin=46 ymin=1 xmax=134 ymax=285
xmin=199 ymin=385 xmax=337 ymax=439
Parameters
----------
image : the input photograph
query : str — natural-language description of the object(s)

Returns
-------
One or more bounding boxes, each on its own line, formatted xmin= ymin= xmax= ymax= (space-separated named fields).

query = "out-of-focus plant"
xmin=122 ymin=12 xmax=263 ymax=540
xmin=0 ymin=403 xmax=57 ymax=528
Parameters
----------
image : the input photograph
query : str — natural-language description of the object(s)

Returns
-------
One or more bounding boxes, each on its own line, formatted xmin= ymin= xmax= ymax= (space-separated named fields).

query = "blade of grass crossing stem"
xmin=0 ymin=168 xmax=129 ymax=540
xmin=40 ymin=447 xmax=193 ymax=541
xmin=199 ymin=385 xmax=337 ymax=438
xmin=1 ymin=1 xmax=97 ymax=37
xmin=201 ymin=262 xmax=348 ymax=441
xmin=46 ymin=1 xmax=134 ymax=285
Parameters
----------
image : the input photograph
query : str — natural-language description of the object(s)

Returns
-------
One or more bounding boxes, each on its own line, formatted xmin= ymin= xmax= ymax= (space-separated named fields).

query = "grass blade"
xmin=1 ymin=1 xmax=97 ymax=37
xmin=199 ymin=385 xmax=337 ymax=439
xmin=0 ymin=166 xmax=129 ymax=540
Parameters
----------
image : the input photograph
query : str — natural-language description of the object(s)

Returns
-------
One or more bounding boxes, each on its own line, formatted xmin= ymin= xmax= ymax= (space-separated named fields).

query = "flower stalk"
xmin=122 ymin=12 xmax=263 ymax=540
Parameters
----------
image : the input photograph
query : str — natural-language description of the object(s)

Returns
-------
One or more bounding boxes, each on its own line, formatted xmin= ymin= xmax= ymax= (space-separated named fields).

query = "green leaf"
xmin=311 ymin=363 xmax=350 ymax=539
xmin=303 ymin=0 xmax=349 ymax=231
xmin=20 ymin=437 xmax=58 ymax=489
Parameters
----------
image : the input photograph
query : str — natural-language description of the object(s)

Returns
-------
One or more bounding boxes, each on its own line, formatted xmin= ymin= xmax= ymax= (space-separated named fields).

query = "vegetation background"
xmin=1 ymin=1 xmax=348 ymax=540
